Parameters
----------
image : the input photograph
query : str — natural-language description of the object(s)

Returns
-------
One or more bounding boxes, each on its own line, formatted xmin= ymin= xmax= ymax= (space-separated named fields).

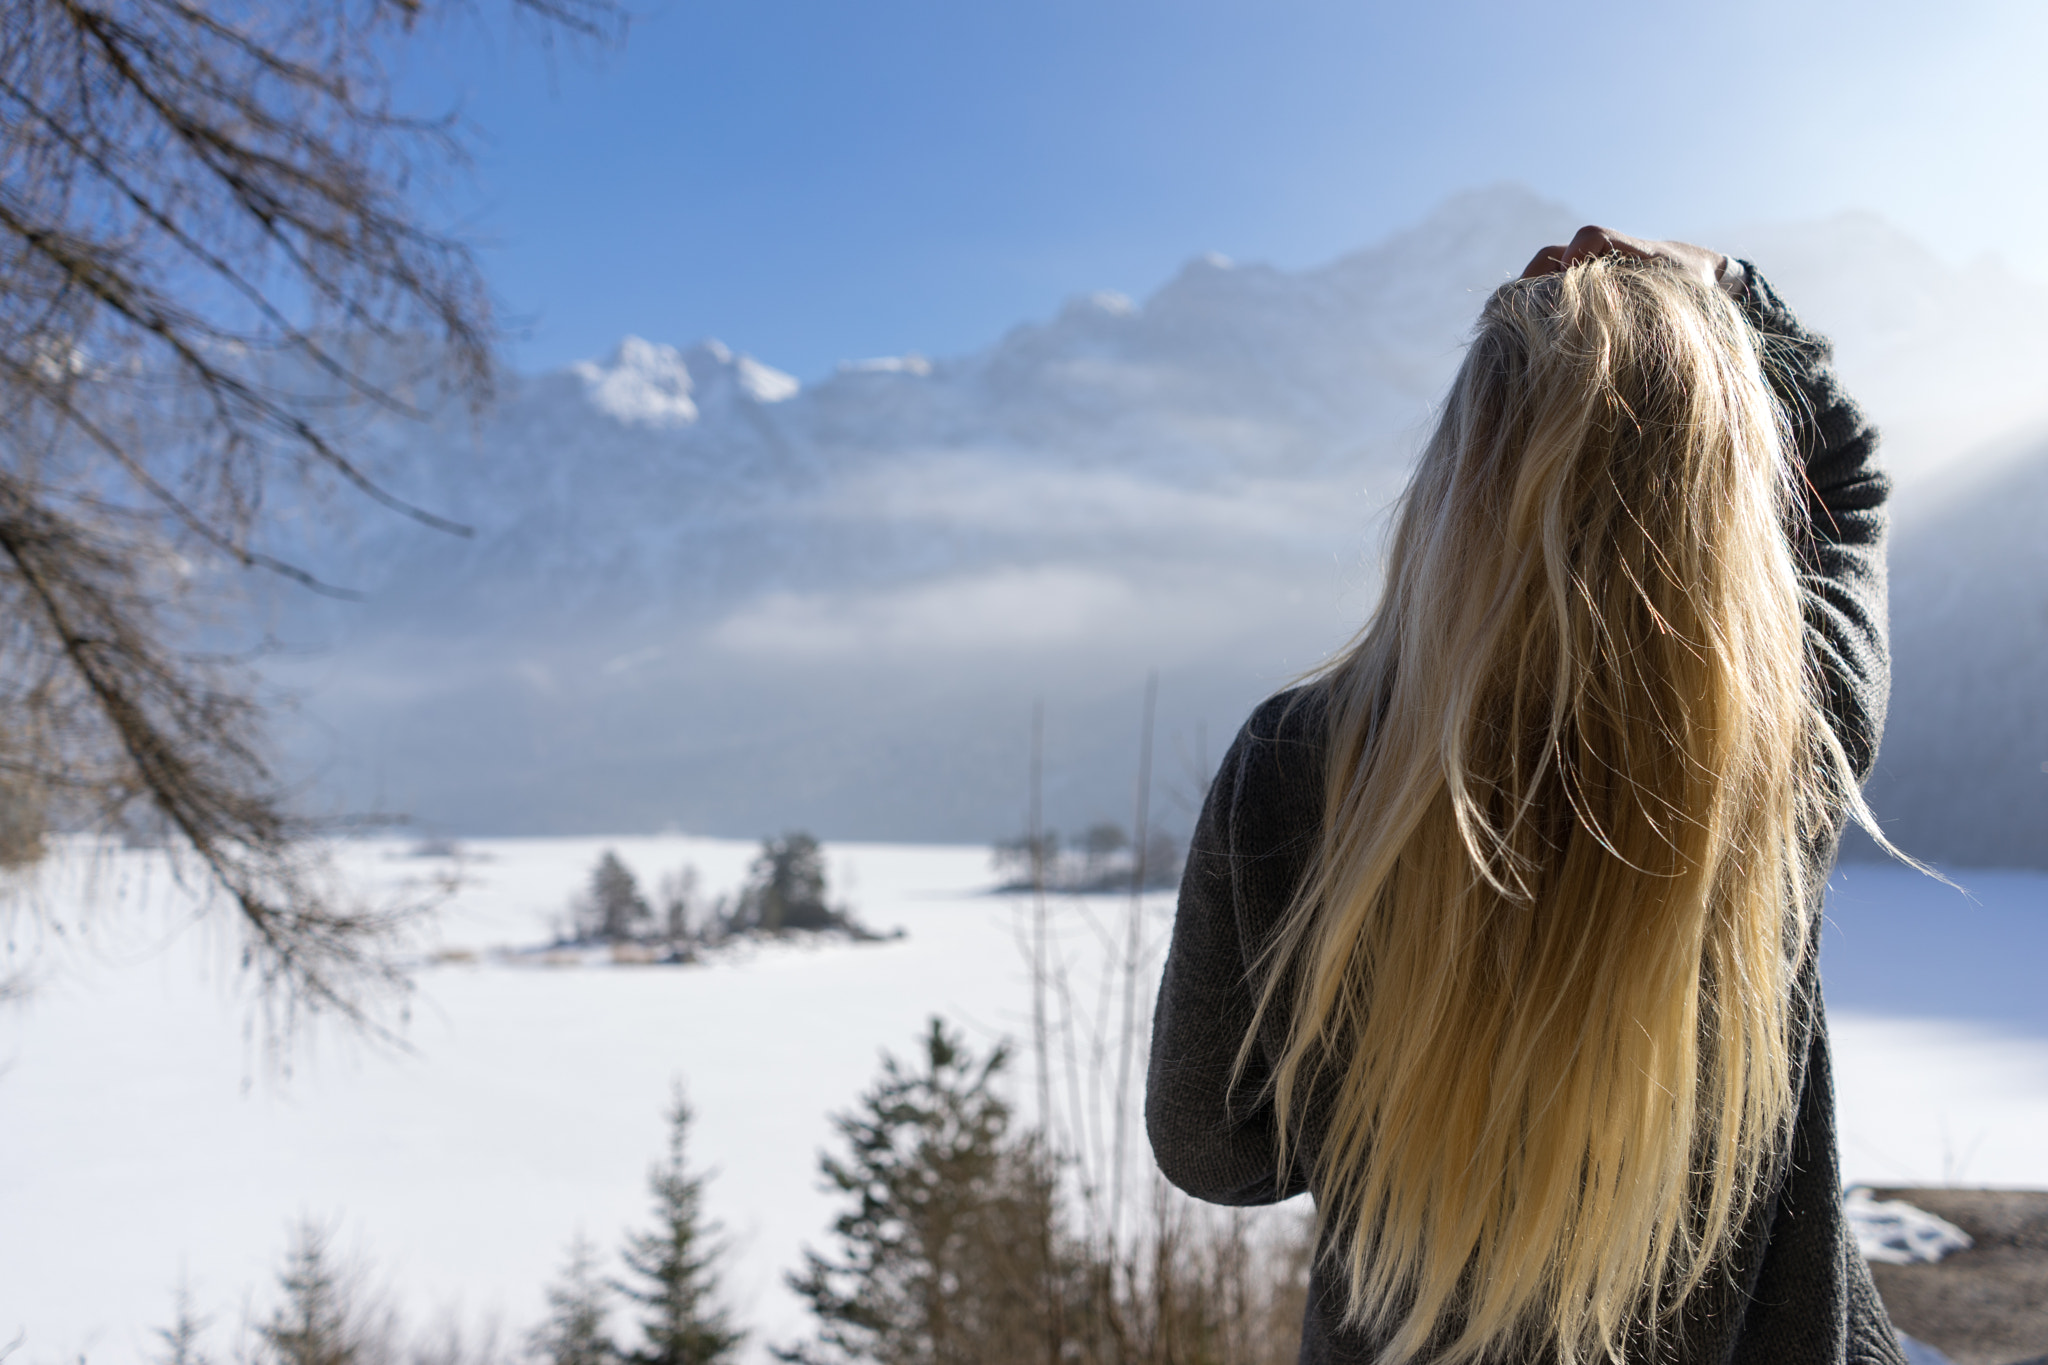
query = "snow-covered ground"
xmin=1823 ymin=862 xmax=2048 ymax=1189
xmin=1 ymin=839 xmax=2042 ymax=1363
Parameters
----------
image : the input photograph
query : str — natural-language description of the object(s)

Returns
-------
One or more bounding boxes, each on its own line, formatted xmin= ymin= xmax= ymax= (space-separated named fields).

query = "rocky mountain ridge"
xmin=264 ymin=186 xmax=2048 ymax=865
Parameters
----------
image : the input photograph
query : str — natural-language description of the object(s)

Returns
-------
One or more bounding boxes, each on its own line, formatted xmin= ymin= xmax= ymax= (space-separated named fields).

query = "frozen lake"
xmin=2 ymin=838 xmax=2043 ymax=1363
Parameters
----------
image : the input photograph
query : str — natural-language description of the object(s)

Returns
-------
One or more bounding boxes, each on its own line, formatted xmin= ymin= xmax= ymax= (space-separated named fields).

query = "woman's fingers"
xmin=1522 ymin=227 xmax=1641 ymax=279
xmin=1521 ymin=225 xmax=1731 ymax=292
xmin=1562 ymin=225 xmax=1656 ymax=268
xmin=1520 ymin=243 xmax=1569 ymax=279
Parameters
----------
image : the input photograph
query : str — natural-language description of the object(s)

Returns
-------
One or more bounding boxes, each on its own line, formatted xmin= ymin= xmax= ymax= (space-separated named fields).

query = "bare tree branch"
xmin=0 ymin=0 xmax=620 ymax=1035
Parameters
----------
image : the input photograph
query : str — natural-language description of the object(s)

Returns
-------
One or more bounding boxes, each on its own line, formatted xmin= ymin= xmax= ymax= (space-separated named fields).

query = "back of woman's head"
xmin=1252 ymin=257 xmax=1856 ymax=1364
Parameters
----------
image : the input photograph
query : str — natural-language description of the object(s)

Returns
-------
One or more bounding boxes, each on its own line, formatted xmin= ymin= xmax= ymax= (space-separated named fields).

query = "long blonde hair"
xmin=1251 ymin=258 xmax=1873 ymax=1363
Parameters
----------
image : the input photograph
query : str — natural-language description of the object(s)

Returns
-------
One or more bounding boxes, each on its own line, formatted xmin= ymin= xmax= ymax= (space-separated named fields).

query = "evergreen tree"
xmin=735 ymin=833 xmax=834 ymax=933
xmin=774 ymin=1019 xmax=1064 ymax=1365
xmin=615 ymin=1088 xmax=743 ymax=1365
xmin=529 ymin=1235 xmax=616 ymax=1365
xmin=252 ymin=1222 xmax=368 ymax=1365
xmin=151 ymin=1282 xmax=213 ymax=1365
xmin=577 ymin=850 xmax=653 ymax=943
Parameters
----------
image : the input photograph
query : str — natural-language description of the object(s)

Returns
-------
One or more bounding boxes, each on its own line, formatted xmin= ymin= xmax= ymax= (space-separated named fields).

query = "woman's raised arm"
xmin=1738 ymin=264 xmax=1893 ymax=783
xmin=1523 ymin=228 xmax=1891 ymax=782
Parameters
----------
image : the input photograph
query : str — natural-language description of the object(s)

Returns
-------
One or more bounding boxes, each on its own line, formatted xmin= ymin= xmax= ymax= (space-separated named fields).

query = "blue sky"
xmin=406 ymin=0 xmax=2048 ymax=380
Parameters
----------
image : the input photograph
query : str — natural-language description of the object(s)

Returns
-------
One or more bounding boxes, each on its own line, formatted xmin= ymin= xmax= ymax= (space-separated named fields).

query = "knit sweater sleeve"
xmin=1737 ymin=263 xmax=1893 ymax=781
xmin=1145 ymin=693 xmax=1319 ymax=1207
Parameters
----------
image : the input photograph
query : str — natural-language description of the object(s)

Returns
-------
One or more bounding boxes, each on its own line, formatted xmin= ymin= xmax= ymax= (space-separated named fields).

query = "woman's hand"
xmin=1521 ymin=225 xmax=1742 ymax=296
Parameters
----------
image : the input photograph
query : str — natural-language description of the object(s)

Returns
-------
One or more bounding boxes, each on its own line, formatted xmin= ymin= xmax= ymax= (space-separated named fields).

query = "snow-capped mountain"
xmin=1868 ymin=430 xmax=2048 ymax=867
xmin=264 ymin=186 xmax=2048 ymax=866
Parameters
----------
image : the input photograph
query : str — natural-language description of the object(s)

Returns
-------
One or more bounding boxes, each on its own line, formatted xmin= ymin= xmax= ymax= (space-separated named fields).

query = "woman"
xmin=1146 ymin=227 xmax=1908 ymax=1365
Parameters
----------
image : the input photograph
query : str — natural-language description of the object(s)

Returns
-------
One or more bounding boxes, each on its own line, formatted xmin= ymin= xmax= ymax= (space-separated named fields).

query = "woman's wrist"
xmin=1712 ymin=257 xmax=1744 ymax=300
xmin=1716 ymin=256 xmax=1749 ymax=299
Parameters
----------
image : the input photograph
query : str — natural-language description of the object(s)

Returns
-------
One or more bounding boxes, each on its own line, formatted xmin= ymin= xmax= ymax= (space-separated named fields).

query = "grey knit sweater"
xmin=1144 ymin=266 xmax=1908 ymax=1365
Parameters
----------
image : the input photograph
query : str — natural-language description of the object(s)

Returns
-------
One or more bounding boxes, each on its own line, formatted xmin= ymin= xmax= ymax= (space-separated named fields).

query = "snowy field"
xmin=1 ymin=838 xmax=2044 ymax=1363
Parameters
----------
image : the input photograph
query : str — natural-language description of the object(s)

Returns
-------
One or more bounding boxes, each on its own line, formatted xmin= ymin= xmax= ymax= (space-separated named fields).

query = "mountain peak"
xmin=570 ymin=336 xmax=798 ymax=427
xmin=571 ymin=335 xmax=698 ymax=428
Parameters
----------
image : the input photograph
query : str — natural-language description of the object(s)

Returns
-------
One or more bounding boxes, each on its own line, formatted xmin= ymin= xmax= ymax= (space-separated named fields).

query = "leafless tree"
xmin=0 ymin=0 xmax=616 ymax=1031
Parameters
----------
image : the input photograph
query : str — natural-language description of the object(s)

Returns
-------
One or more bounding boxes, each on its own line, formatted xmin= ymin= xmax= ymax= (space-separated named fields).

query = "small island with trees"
xmin=507 ymin=833 xmax=898 ymax=969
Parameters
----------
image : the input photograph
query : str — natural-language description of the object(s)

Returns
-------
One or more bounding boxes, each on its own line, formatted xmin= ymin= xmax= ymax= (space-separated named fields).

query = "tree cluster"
xmin=530 ymin=1088 xmax=743 ymax=1365
xmin=775 ymin=1018 xmax=1309 ymax=1365
xmin=559 ymin=838 xmax=887 ymax=957
xmin=152 ymin=1089 xmax=740 ymax=1365
xmin=725 ymin=832 xmax=875 ymax=938
xmin=774 ymin=1019 xmax=1065 ymax=1365
xmin=554 ymin=850 xmax=705 ymax=961
xmin=141 ymin=1017 xmax=1307 ymax=1365
xmin=991 ymin=822 xmax=1182 ymax=894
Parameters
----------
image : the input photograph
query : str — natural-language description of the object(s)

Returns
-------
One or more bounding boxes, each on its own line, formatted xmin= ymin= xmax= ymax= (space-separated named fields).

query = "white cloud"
xmin=838 ymin=353 xmax=933 ymax=377
xmin=706 ymin=557 xmax=1364 ymax=673
xmin=812 ymin=454 xmax=1370 ymax=543
xmin=709 ymin=565 xmax=1141 ymax=660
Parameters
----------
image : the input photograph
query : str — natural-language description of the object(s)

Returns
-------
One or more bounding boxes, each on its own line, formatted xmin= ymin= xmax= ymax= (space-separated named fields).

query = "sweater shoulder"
xmin=1219 ymin=686 xmax=1331 ymax=900
xmin=1237 ymin=685 xmax=1331 ymax=771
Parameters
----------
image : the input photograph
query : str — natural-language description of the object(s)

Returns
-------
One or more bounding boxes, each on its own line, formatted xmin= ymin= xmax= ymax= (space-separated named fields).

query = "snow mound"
xmin=1846 ymin=1188 xmax=1974 ymax=1265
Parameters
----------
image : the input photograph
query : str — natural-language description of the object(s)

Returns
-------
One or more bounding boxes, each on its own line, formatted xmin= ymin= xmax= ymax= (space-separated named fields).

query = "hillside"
xmin=1864 ymin=433 xmax=2048 ymax=867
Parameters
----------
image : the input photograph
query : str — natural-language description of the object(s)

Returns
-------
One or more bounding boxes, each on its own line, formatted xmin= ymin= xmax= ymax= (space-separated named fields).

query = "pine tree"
xmin=529 ymin=1235 xmax=616 ymax=1365
xmin=735 ymin=833 xmax=834 ymax=934
xmin=615 ymin=1088 xmax=742 ymax=1365
xmin=577 ymin=850 xmax=652 ymax=943
xmin=774 ymin=1018 xmax=1064 ymax=1365
xmin=151 ymin=1282 xmax=213 ymax=1365
xmin=253 ymin=1222 xmax=367 ymax=1365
